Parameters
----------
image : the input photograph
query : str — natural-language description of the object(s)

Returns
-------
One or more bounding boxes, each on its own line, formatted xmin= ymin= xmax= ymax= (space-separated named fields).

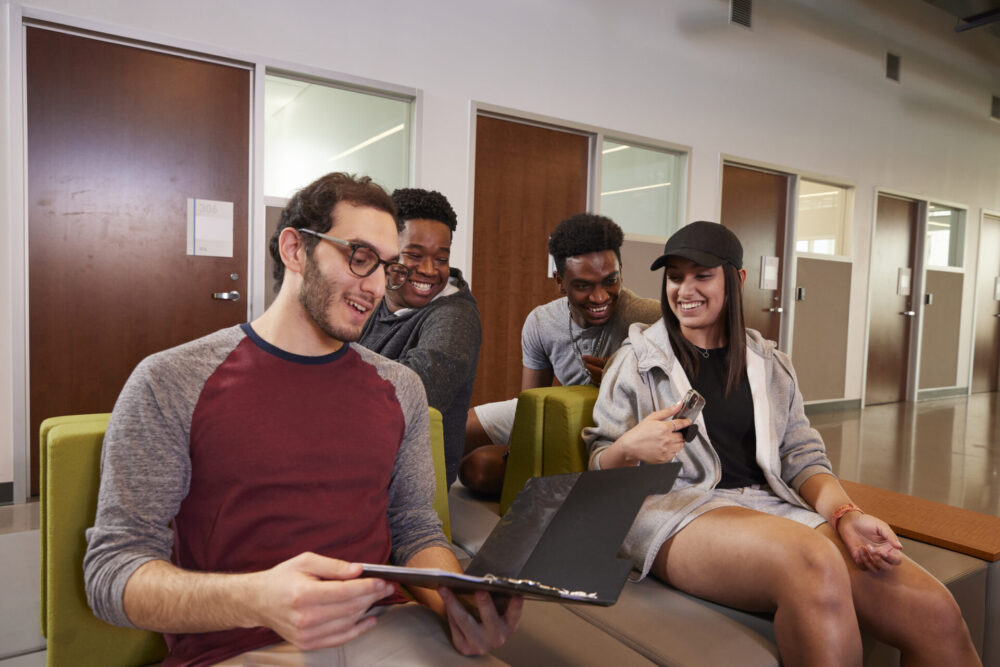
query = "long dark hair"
xmin=661 ymin=264 xmax=747 ymax=396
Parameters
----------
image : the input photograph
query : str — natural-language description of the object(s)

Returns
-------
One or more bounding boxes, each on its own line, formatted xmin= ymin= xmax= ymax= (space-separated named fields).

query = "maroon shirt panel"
xmin=164 ymin=336 xmax=407 ymax=666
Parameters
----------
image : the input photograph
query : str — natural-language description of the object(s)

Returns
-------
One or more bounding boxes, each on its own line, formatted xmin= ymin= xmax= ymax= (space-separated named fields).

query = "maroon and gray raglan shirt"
xmin=83 ymin=323 xmax=450 ymax=667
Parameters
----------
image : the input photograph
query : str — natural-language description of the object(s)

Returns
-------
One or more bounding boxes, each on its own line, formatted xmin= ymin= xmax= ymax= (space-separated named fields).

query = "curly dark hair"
xmin=548 ymin=213 xmax=624 ymax=275
xmin=391 ymin=188 xmax=458 ymax=234
xmin=269 ymin=173 xmax=396 ymax=291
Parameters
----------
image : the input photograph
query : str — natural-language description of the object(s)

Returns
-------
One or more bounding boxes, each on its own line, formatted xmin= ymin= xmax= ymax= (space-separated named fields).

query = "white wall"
xmin=2 ymin=0 xmax=999 ymax=498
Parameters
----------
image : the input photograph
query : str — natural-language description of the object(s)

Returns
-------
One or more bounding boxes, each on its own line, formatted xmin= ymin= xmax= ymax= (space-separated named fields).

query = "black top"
xmin=690 ymin=347 xmax=766 ymax=489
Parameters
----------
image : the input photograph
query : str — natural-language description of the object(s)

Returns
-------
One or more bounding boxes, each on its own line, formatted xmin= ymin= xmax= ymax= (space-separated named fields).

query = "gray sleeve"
xmin=772 ymin=351 xmax=835 ymax=490
xmin=374 ymin=358 xmax=451 ymax=564
xmin=83 ymin=328 xmax=239 ymax=628
xmin=583 ymin=348 xmax=644 ymax=470
xmin=83 ymin=358 xmax=193 ymax=628
xmin=394 ymin=298 xmax=481 ymax=412
xmin=520 ymin=306 xmax=552 ymax=371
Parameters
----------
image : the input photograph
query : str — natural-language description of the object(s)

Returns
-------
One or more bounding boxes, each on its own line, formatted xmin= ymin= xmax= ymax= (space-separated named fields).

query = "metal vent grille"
xmin=992 ymin=95 xmax=1000 ymax=120
xmin=886 ymin=52 xmax=901 ymax=82
xmin=731 ymin=0 xmax=752 ymax=28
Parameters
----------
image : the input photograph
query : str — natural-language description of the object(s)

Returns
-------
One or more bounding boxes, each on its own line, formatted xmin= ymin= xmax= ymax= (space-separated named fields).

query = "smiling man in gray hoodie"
xmin=360 ymin=188 xmax=481 ymax=488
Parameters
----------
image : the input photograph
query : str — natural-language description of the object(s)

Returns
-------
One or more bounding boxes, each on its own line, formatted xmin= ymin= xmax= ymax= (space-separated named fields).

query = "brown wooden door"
xmin=719 ymin=164 xmax=788 ymax=344
xmin=972 ymin=214 xmax=1000 ymax=393
xmin=27 ymin=28 xmax=250 ymax=494
xmin=865 ymin=195 xmax=917 ymax=406
xmin=470 ymin=115 xmax=590 ymax=405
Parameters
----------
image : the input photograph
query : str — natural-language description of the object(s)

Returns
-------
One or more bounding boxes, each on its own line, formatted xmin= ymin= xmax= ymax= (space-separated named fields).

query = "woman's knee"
xmin=907 ymin=582 xmax=968 ymax=639
xmin=780 ymin=535 xmax=853 ymax=611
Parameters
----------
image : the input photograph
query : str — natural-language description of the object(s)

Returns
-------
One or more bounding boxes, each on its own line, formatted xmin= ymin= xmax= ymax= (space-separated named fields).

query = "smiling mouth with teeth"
xmin=680 ymin=301 xmax=704 ymax=311
xmin=409 ymin=280 xmax=435 ymax=294
xmin=346 ymin=298 xmax=369 ymax=313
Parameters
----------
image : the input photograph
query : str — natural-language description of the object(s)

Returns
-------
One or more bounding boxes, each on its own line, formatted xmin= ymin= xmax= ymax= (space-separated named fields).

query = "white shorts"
xmin=472 ymin=398 xmax=518 ymax=445
xmin=679 ymin=485 xmax=827 ymax=535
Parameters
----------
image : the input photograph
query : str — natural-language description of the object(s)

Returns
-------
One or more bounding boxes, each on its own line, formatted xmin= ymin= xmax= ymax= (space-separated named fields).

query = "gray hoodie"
xmin=583 ymin=320 xmax=833 ymax=578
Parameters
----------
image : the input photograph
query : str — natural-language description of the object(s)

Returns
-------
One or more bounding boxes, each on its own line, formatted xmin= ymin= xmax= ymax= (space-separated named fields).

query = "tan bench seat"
xmin=840 ymin=479 xmax=1000 ymax=667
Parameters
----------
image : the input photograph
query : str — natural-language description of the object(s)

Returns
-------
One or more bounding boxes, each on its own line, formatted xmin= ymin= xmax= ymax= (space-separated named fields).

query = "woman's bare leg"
xmin=651 ymin=506 xmax=861 ymax=667
xmin=815 ymin=523 xmax=981 ymax=666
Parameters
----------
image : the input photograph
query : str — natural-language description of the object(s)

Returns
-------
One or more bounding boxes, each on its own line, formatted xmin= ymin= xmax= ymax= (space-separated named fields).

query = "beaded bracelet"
xmin=831 ymin=502 xmax=864 ymax=531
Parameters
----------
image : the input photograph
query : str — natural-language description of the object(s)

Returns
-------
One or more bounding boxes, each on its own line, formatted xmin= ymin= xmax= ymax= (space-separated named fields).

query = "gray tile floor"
xmin=1 ymin=391 xmax=997 ymax=664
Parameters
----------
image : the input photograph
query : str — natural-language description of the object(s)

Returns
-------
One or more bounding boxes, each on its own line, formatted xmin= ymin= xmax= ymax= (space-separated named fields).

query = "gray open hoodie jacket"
xmin=583 ymin=320 xmax=834 ymax=578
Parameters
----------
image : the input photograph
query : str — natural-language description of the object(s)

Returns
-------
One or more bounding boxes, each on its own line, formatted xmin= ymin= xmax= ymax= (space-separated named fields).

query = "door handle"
xmin=900 ymin=310 xmax=916 ymax=316
xmin=768 ymin=307 xmax=783 ymax=313
xmin=212 ymin=291 xmax=241 ymax=301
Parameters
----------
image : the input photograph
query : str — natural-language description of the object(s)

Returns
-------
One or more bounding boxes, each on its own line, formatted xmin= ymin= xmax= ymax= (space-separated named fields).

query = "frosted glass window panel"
xmin=265 ymin=75 xmax=411 ymax=199
xmin=795 ymin=180 xmax=850 ymax=257
xmin=599 ymin=141 xmax=682 ymax=237
xmin=926 ymin=205 xmax=964 ymax=268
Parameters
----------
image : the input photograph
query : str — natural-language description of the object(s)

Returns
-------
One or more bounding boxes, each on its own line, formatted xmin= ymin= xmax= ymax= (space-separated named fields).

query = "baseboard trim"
xmin=917 ymin=386 xmax=968 ymax=401
xmin=804 ymin=399 xmax=861 ymax=416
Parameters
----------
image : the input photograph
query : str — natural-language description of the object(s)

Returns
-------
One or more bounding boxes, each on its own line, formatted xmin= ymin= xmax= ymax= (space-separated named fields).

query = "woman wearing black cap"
xmin=584 ymin=221 xmax=978 ymax=665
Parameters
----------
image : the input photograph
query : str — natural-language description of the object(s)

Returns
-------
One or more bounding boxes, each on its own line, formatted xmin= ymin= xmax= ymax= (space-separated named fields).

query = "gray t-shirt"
xmin=521 ymin=287 xmax=660 ymax=386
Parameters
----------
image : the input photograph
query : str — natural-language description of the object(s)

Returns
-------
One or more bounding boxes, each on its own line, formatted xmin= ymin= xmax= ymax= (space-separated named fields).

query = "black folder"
xmin=361 ymin=462 xmax=680 ymax=605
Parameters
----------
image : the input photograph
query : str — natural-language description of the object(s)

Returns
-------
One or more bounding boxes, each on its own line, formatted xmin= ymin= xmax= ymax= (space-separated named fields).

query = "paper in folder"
xmin=360 ymin=462 xmax=680 ymax=606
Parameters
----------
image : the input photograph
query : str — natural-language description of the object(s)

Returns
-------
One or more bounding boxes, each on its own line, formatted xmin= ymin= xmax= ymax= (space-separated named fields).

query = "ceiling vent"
xmin=731 ymin=0 xmax=752 ymax=29
xmin=886 ymin=52 xmax=901 ymax=82
xmin=992 ymin=95 xmax=1000 ymax=121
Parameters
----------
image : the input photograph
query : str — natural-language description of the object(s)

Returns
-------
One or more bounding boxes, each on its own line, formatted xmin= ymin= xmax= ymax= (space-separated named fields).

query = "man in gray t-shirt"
xmin=520 ymin=287 xmax=659 ymax=388
xmin=460 ymin=213 xmax=660 ymax=495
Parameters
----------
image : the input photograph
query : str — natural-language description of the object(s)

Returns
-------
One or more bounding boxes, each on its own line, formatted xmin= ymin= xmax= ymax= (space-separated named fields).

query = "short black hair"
xmin=392 ymin=188 xmax=458 ymax=233
xmin=548 ymin=213 xmax=624 ymax=275
xmin=269 ymin=172 xmax=396 ymax=291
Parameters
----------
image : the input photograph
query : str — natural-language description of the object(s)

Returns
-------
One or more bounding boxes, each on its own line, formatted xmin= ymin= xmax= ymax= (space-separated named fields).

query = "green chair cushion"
xmin=41 ymin=416 xmax=168 ymax=667
xmin=500 ymin=385 xmax=599 ymax=514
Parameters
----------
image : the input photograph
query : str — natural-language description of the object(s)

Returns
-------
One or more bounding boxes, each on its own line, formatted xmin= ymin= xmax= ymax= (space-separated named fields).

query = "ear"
xmin=278 ymin=227 xmax=309 ymax=277
xmin=554 ymin=271 xmax=565 ymax=293
xmin=737 ymin=267 xmax=748 ymax=288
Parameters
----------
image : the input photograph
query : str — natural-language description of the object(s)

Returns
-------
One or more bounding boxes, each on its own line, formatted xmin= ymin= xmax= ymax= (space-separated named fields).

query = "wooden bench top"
xmin=840 ymin=480 xmax=1000 ymax=562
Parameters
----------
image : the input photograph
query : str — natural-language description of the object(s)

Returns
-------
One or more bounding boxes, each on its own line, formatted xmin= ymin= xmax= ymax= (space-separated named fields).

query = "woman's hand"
xmin=836 ymin=511 xmax=904 ymax=572
xmin=612 ymin=402 xmax=691 ymax=465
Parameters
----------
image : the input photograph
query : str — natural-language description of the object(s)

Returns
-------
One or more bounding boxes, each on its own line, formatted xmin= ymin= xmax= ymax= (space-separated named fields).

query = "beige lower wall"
xmin=791 ymin=257 xmax=851 ymax=402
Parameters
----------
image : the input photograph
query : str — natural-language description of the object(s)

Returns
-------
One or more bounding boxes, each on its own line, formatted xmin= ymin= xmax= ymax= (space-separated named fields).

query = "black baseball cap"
xmin=650 ymin=221 xmax=743 ymax=271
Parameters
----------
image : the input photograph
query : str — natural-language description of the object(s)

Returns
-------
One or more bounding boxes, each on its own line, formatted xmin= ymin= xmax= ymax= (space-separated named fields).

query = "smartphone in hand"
xmin=677 ymin=389 xmax=705 ymax=442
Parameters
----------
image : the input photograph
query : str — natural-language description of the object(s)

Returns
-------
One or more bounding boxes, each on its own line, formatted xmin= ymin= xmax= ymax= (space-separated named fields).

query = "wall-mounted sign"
xmin=187 ymin=198 xmax=234 ymax=258
xmin=897 ymin=267 xmax=912 ymax=296
xmin=759 ymin=256 xmax=779 ymax=290
xmin=994 ymin=276 xmax=1000 ymax=302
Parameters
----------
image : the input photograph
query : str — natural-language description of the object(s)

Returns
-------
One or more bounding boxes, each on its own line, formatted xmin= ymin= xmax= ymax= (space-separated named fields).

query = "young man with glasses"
xmin=84 ymin=172 xmax=520 ymax=666
xmin=460 ymin=213 xmax=661 ymax=496
xmin=359 ymin=188 xmax=481 ymax=488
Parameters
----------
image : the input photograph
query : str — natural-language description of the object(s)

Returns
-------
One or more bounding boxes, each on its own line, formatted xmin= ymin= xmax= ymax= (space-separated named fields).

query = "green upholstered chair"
xmin=40 ymin=408 xmax=452 ymax=667
xmin=499 ymin=385 xmax=599 ymax=514
xmin=40 ymin=413 xmax=168 ymax=667
xmin=427 ymin=406 xmax=450 ymax=541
